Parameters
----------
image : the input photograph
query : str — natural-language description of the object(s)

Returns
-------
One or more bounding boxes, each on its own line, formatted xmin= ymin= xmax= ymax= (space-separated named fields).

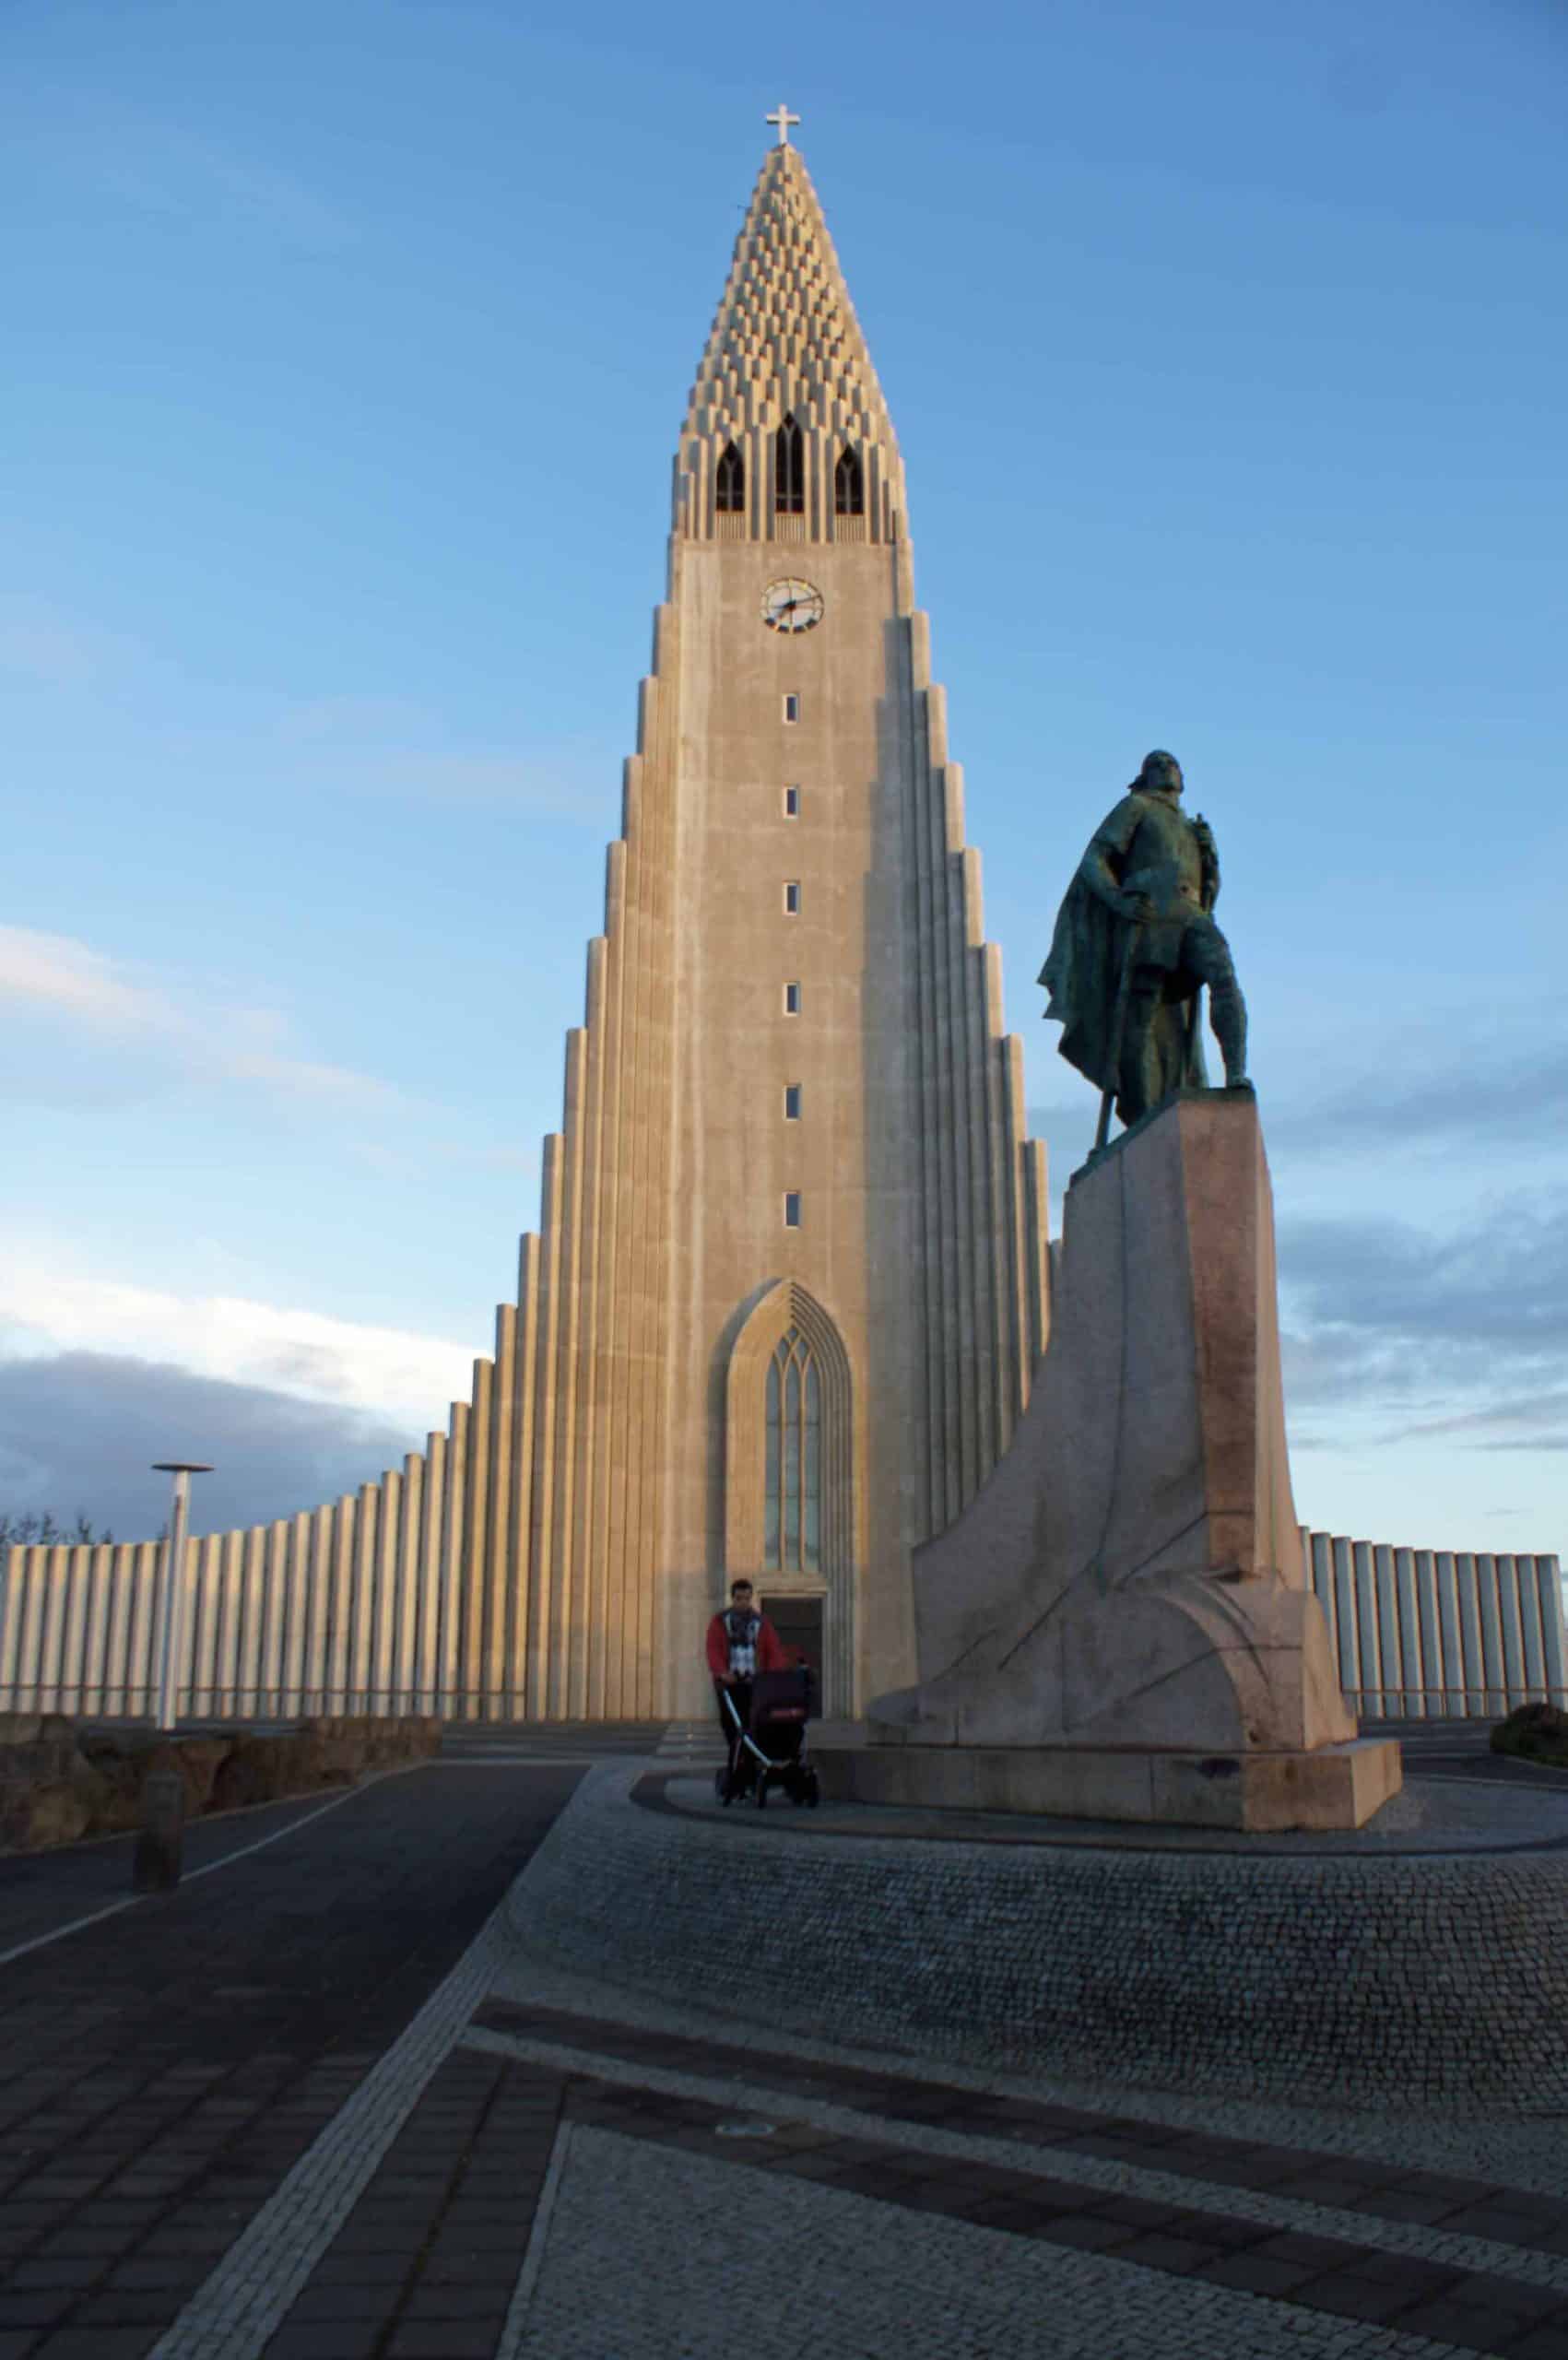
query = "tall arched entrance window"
xmin=765 ymin=1326 xmax=820 ymax=1573
xmin=725 ymin=1280 xmax=859 ymax=1710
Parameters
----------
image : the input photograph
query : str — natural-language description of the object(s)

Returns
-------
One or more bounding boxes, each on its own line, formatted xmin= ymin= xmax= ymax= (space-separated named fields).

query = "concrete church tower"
xmin=594 ymin=124 xmax=1051 ymax=1713
xmin=0 ymin=125 xmax=1049 ymax=1726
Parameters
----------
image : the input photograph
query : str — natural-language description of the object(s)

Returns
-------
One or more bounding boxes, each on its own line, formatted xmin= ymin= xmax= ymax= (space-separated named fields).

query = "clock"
xmin=761 ymin=578 xmax=824 ymax=633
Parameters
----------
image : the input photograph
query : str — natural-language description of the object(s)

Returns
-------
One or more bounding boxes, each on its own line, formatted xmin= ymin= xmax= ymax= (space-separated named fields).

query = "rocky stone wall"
xmin=0 ymin=1714 xmax=441 ymax=1854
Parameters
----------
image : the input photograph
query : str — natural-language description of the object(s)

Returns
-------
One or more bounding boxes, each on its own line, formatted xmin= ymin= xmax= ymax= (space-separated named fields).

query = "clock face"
xmin=761 ymin=578 xmax=824 ymax=633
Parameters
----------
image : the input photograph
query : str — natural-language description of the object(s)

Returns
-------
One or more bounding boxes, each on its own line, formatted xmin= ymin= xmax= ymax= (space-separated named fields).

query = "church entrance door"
xmin=760 ymin=1593 xmax=825 ymax=1705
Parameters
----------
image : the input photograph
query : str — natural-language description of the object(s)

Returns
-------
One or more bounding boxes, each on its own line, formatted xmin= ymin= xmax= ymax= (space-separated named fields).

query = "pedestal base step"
xmin=814 ymin=1735 xmax=1401 ymax=1832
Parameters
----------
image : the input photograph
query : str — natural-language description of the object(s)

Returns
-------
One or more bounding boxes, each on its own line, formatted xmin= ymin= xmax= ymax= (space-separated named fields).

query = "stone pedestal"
xmin=839 ymin=1090 xmax=1398 ymax=1830
xmin=815 ymin=1735 xmax=1401 ymax=1832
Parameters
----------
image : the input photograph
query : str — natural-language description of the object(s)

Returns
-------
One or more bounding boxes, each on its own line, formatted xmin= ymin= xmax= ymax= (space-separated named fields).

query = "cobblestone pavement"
xmin=7 ymin=1729 xmax=1568 ymax=2358
xmin=1364 ymin=1724 xmax=1568 ymax=1794
xmin=0 ymin=1752 xmax=589 ymax=2360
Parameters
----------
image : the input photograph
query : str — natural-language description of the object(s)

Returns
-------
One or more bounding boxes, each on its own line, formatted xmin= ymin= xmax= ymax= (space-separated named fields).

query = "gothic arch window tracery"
xmin=716 ymin=441 xmax=746 ymax=514
xmin=723 ymin=1280 xmax=859 ymax=1711
xmin=764 ymin=1326 xmax=821 ymax=1572
xmin=833 ymin=445 xmax=864 ymax=516
xmin=774 ymin=415 xmax=805 ymax=514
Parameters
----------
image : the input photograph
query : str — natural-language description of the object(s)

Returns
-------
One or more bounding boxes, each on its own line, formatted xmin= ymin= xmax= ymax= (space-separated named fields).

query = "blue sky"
xmin=1 ymin=0 xmax=1563 ymax=1555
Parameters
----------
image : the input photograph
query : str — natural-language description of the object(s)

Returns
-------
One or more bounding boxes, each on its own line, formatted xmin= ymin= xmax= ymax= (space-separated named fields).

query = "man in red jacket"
xmin=705 ymin=1578 xmax=786 ymax=1745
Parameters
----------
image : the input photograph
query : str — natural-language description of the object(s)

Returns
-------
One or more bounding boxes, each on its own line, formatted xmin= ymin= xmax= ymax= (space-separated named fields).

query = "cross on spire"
xmin=766 ymin=102 xmax=800 ymax=148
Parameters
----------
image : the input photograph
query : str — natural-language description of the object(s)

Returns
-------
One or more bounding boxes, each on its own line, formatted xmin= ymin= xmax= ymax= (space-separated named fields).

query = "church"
xmin=560 ymin=116 xmax=1052 ymax=1716
xmin=2 ymin=124 xmax=1562 ymax=1732
xmin=0 ymin=125 xmax=1051 ymax=1725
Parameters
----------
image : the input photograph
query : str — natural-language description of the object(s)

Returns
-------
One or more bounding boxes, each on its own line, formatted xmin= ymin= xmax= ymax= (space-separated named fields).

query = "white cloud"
xmin=270 ymin=697 xmax=611 ymax=818
xmin=198 ymin=151 xmax=352 ymax=247
xmin=0 ymin=599 xmax=140 ymax=687
xmin=0 ymin=925 xmax=397 ymax=1111
xmin=351 ymin=1138 xmax=536 ymax=1179
xmin=0 ymin=927 xmax=168 ymax=1029
xmin=274 ymin=695 xmax=434 ymax=746
xmin=0 ymin=1257 xmax=478 ymax=1437
xmin=291 ymin=745 xmax=609 ymax=818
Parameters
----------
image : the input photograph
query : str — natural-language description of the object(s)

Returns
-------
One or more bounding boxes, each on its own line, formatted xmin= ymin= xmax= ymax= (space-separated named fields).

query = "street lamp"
xmin=149 ymin=1462 xmax=212 ymax=1732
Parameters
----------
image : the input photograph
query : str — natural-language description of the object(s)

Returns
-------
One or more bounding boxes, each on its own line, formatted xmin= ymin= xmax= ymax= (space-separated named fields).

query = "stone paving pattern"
xmin=468 ymin=1994 xmax=1568 ymax=2260
xmin=513 ymin=2125 xmax=1476 ymax=2360
xmin=5 ymin=1725 xmax=1568 ymax=2357
xmin=469 ymin=1998 xmax=1568 ymax=2352
xmin=0 ymin=1762 xmax=582 ymax=2358
xmin=258 ymin=2047 xmax=567 ymax=2360
xmin=509 ymin=1761 xmax=1568 ymax=2113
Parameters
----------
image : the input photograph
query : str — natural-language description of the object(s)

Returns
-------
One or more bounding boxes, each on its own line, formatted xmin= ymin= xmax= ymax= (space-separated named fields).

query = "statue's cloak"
xmin=1038 ymin=872 xmax=1125 ymax=1096
xmin=1040 ymin=791 xmax=1208 ymax=1110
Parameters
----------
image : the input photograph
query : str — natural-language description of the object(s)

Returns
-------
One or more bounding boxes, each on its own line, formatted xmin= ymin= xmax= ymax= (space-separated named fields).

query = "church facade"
xmin=0 ymin=134 xmax=1050 ymax=1724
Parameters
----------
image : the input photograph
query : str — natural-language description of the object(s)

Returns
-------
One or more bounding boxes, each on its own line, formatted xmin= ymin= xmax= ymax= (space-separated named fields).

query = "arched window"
xmin=764 ymin=1326 xmax=820 ymax=1571
xmin=716 ymin=441 xmax=745 ymax=514
xmin=774 ymin=415 xmax=805 ymax=514
xmin=833 ymin=445 xmax=864 ymax=516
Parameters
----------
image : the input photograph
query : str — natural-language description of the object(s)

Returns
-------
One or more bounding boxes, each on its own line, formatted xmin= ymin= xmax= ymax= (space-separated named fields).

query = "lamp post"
xmin=149 ymin=1462 xmax=211 ymax=1733
xmin=134 ymin=1460 xmax=211 ymax=1896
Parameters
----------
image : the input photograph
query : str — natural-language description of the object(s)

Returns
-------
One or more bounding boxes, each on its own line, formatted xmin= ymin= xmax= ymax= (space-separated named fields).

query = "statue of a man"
xmin=1039 ymin=750 xmax=1248 ymax=1132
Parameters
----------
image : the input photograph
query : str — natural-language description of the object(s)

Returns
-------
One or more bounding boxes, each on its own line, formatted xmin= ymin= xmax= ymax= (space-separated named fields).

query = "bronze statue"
xmin=1040 ymin=751 xmax=1248 ymax=1143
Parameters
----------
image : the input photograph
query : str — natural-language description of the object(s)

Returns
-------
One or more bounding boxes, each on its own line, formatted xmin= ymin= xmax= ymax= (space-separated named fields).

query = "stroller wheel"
xmin=713 ymin=1768 xmax=729 ymax=1804
xmin=754 ymin=1774 xmax=768 ymax=1810
xmin=804 ymin=1770 xmax=820 ymax=1808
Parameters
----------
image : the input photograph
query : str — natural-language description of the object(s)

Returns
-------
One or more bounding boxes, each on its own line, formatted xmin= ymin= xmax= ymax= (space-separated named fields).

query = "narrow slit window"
xmin=784 ymin=1084 xmax=801 ymax=1120
xmin=774 ymin=414 xmax=805 ymax=514
xmin=833 ymin=444 xmax=865 ymax=516
xmin=715 ymin=441 xmax=745 ymax=514
xmin=803 ymin=1357 xmax=820 ymax=1570
xmin=784 ymin=1191 xmax=801 ymax=1229
xmin=784 ymin=785 xmax=799 ymax=817
xmin=784 ymin=880 xmax=800 ymax=914
xmin=783 ymin=693 xmax=800 ymax=724
xmin=764 ymin=1359 xmax=781 ymax=1561
xmin=764 ymin=1325 xmax=819 ymax=1573
xmin=784 ymin=982 xmax=800 ymax=1015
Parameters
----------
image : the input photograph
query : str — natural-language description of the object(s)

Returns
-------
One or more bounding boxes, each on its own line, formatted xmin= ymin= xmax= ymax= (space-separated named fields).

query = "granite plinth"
xmin=816 ymin=1734 xmax=1401 ymax=1832
xmin=871 ymin=1092 xmax=1390 ymax=1815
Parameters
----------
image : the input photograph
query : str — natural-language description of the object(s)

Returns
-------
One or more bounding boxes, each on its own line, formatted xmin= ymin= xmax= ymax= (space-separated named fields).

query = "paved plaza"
xmin=3 ymin=1724 xmax=1568 ymax=2358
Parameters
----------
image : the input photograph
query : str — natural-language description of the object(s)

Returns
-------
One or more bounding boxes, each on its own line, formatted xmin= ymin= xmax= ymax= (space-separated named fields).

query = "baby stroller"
xmin=715 ymin=1666 xmax=820 ymax=1810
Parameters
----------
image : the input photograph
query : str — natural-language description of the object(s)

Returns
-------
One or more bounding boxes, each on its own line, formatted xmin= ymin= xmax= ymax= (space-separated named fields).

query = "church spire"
xmin=675 ymin=140 xmax=906 ymax=544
